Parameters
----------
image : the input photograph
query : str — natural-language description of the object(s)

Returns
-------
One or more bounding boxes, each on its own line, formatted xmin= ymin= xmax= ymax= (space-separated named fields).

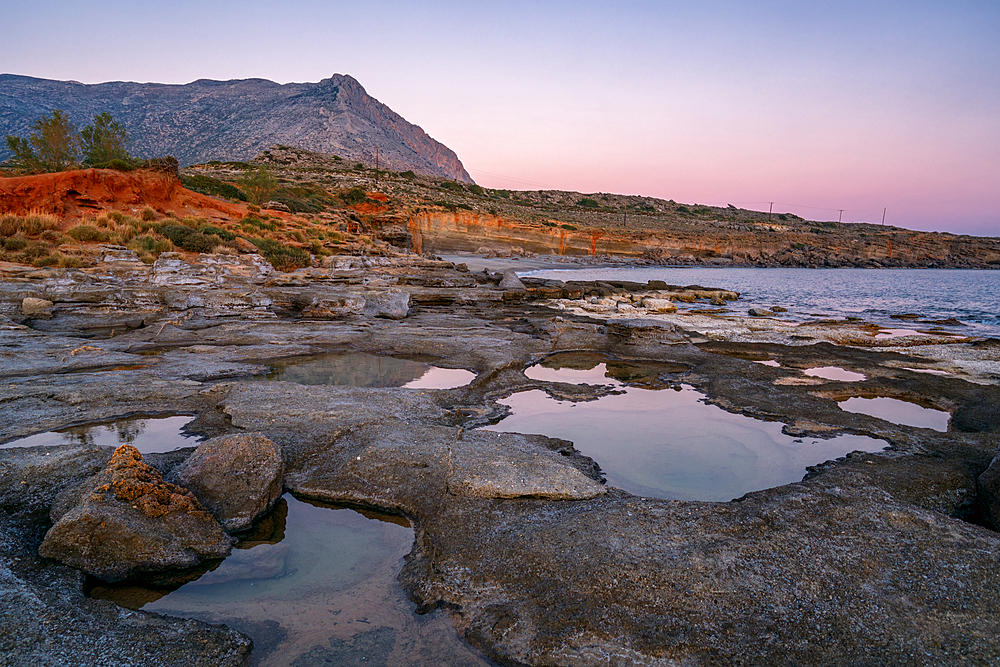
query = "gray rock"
xmin=262 ymin=200 xmax=291 ymax=212
xmin=172 ymin=433 xmax=284 ymax=533
xmin=21 ymin=297 xmax=53 ymax=317
xmin=39 ymin=445 xmax=232 ymax=582
xmin=607 ymin=318 xmax=688 ymax=344
xmin=977 ymin=452 xmax=1000 ymax=530
xmin=299 ymin=294 xmax=366 ymax=319
xmin=377 ymin=225 xmax=413 ymax=249
xmin=748 ymin=308 xmax=771 ymax=316
xmin=499 ymin=270 xmax=526 ymax=291
xmin=363 ymin=288 xmax=410 ymax=319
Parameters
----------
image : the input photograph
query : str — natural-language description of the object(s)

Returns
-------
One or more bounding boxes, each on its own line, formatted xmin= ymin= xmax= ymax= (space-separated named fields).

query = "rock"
xmin=363 ymin=288 xmax=410 ymax=319
xmin=607 ymin=318 xmax=688 ymax=344
xmin=262 ymin=200 xmax=291 ymax=212
xmin=299 ymin=294 xmax=366 ymax=319
xmin=977 ymin=453 xmax=1000 ymax=530
xmin=771 ymin=306 xmax=788 ymax=312
xmin=377 ymin=225 xmax=413 ymax=249
xmin=39 ymin=445 xmax=231 ymax=582
xmin=21 ymin=297 xmax=53 ymax=317
xmin=172 ymin=433 xmax=284 ymax=533
xmin=640 ymin=298 xmax=678 ymax=314
xmin=748 ymin=308 xmax=771 ymax=316
xmin=498 ymin=270 xmax=527 ymax=291
xmin=451 ymin=457 xmax=605 ymax=500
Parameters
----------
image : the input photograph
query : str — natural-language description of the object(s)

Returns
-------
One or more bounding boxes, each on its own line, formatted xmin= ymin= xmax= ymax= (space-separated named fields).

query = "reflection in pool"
xmin=489 ymin=355 xmax=887 ymax=502
xmin=91 ymin=495 xmax=492 ymax=667
xmin=257 ymin=351 xmax=476 ymax=390
xmin=838 ymin=397 xmax=950 ymax=432
xmin=0 ymin=415 xmax=197 ymax=454
xmin=803 ymin=366 xmax=866 ymax=382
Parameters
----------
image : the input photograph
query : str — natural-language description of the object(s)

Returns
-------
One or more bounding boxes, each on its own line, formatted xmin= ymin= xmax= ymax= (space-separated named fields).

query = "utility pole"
xmin=375 ymin=147 xmax=379 ymax=183
xmin=768 ymin=202 xmax=773 ymax=222
xmin=882 ymin=207 xmax=886 ymax=226
xmin=623 ymin=202 xmax=627 ymax=229
xmin=838 ymin=210 xmax=843 ymax=223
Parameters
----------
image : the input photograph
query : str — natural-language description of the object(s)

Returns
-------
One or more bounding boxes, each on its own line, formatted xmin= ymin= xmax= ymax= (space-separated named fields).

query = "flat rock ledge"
xmin=39 ymin=445 xmax=232 ymax=582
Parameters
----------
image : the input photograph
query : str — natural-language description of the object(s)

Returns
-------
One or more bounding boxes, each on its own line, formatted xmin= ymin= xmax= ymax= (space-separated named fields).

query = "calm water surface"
xmin=256 ymin=351 xmax=476 ymax=389
xmin=0 ymin=415 xmax=196 ymax=453
xmin=523 ymin=267 xmax=1000 ymax=336
xmin=486 ymin=354 xmax=888 ymax=501
xmin=92 ymin=495 xmax=493 ymax=667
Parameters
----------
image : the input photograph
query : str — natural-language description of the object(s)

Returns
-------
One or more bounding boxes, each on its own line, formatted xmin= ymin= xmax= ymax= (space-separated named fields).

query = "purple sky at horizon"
xmin=2 ymin=1 xmax=997 ymax=235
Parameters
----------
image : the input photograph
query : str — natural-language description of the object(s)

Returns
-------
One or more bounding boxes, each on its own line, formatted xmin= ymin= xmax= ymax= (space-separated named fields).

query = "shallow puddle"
xmin=873 ymin=328 xmax=931 ymax=340
xmin=803 ymin=366 xmax=866 ymax=382
xmin=754 ymin=360 xmax=781 ymax=367
xmin=91 ymin=495 xmax=492 ymax=667
xmin=256 ymin=351 xmax=475 ymax=389
xmin=491 ymin=356 xmax=887 ymax=502
xmin=838 ymin=397 xmax=950 ymax=432
xmin=0 ymin=415 xmax=196 ymax=453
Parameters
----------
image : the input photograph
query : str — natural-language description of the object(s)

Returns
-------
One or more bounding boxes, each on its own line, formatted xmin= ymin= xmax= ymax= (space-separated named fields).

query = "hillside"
xmin=2 ymin=154 xmax=998 ymax=272
xmin=0 ymin=73 xmax=472 ymax=182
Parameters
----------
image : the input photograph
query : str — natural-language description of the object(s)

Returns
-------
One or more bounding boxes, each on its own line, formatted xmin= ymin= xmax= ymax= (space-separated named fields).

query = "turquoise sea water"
xmin=523 ymin=267 xmax=1000 ymax=336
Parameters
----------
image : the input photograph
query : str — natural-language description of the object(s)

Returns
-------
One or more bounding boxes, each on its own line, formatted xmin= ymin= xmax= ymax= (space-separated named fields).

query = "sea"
xmin=520 ymin=267 xmax=1000 ymax=337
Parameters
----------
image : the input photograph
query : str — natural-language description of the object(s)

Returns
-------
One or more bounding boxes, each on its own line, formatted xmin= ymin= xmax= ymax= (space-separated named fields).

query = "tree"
xmin=4 ymin=110 xmax=80 ymax=172
xmin=80 ymin=112 xmax=130 ymax=166
xmin=237 ymin=167 xmax=278 ymax=205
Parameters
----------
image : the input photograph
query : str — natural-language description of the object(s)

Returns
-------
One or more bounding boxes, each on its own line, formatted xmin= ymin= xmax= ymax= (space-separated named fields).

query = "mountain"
xmin=0 ymin=73 xmax=473 ymax=182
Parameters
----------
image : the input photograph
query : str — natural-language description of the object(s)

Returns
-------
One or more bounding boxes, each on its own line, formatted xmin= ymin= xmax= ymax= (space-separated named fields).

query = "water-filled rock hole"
xmin=252 ymin=351 xmax=476 ymax=389
xmin=0 ymin=414 xmax=197 ymax=453
xmin=489 ymin=353 xmax=888 ymax=502
xmin=838 ymin=396 xmax=951 ymax=431
xmin=89 ymin=494 xmax=494 ymax=666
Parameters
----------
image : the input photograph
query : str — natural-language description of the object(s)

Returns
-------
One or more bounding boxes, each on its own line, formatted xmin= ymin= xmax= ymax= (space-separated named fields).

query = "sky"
xmin=2 ymin=1 xmax=998 ymax=235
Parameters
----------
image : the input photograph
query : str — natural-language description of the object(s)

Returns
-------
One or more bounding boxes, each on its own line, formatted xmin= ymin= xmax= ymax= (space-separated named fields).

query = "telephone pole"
xmin=375 ymin=147 xmax=379 ymax=183
xmin=768 ymin=202 xmax=773 ymax=222
xmin=881 ymin=207 xmax=886 ymax=226
xmin=838 ymin=210 xmax=843 ymax=223
xmin=623 ymin=202 xmax=627 ymax=228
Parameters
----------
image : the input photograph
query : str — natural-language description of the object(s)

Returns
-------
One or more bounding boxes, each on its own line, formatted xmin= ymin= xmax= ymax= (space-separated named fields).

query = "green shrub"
xmin=560 ymin=224 xmax=577 ymax=231
xmin=399 ymin=170 xmax=415 ymax=179
xmin=128 ymin=235 xmax=173 ymax=255
xmin=250 ymin=237 xmax=310 ymax=271
xmin=181 ymin=174 xmax=248 ymax=202
xmin=90 ymin=159 xmax=135 ymax=171
xmin=3 ymin=236 xmax=28 ymax=250
xmin=199 ymin=225 xmax=235 ymax=241
xmin=341 ymin=187 xmax=368 ymax=205
xmin=578 ymin=198 xmax=599 ymax=208
xmin=241 ymin=216 xmax=277 ymax=232
xmin=441 ymin=181 xmax=464 ymax=192
xmin=676 ymin=205 xmax=690 ymax=214
xmin=156 ymin=224 xmax=217 ymax=253
xmin=140 ymin=207 xmax=158 ymax=222
xmin=67 ymin=225 xmax=110 ymax=242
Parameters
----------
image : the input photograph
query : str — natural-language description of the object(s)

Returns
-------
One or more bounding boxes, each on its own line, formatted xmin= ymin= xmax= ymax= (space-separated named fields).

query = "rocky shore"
xmin=2 ymin=249 xmax=1000 ymax=666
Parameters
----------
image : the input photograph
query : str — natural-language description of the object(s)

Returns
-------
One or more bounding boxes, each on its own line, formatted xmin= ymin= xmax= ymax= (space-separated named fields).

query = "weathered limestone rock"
xmin=607 ymin=318 xmax=688 ymax=345
xmin=299 ymin=293 xmax=366 ymax=319
xmin=977 ymin=452 xmax=1000 ymax=530
xmin=450 ymin=458 xmax=606 ymax=500
xmin=377 ymin=225 xmax=413 ymax=249
xmin=172 ymin=433 xmax=284 ymax=533
xmin=21 ymin=297 xmax=53 ymax=317
xmin=39 ymin=445 xmax=231 ymax=581
xmin=640 ymin=297 xmax=678 ymax=313
xmin=499 ymin=269 xmax=527 ymax=292
xmin=151 ymin=252 xmax=273 ymax=288
xmin=363 ymin=288 xmax=410 ymax=319
xmin=748 ymin=307 xmax=771 ymax=316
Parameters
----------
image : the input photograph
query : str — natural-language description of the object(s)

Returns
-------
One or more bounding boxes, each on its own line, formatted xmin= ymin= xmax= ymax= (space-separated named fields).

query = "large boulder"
xmin=172 ymin=433 xmax=284 ymax=533
xmin=363 ymin=288 xmax=410 ymax=319
xmin=499 ymin=270 xmax=527 ymax=292
xmin=39 ymin=445 xmax=231 ymax=582
xmin=299 ymin=293 xmax=366 ymax=319
xmin=978 ymin=452 xmax=1000 ymax=530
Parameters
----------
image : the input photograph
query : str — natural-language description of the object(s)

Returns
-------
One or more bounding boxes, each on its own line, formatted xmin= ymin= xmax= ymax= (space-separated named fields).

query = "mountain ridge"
xmin=0 ymin=73 xmax=473 ymax=182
